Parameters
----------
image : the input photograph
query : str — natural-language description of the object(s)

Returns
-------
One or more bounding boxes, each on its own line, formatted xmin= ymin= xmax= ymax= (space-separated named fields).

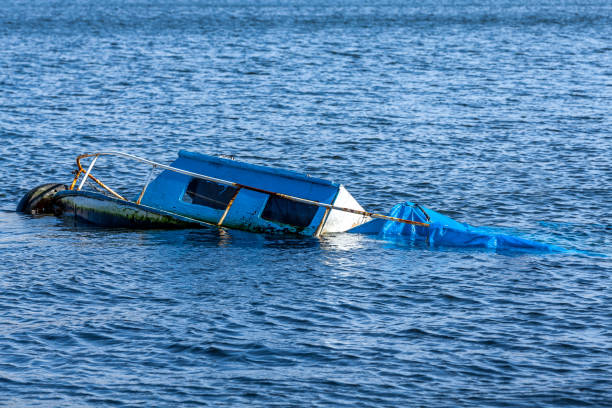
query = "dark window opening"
xmin=261 ymin=195 xmax=318 ymax=228
xmin=182 ymin=178 xmax=237 ymax=210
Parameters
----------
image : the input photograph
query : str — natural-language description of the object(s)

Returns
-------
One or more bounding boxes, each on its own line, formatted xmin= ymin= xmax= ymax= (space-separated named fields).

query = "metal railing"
xmin=69 ymin=152 xmax=431 ymax=230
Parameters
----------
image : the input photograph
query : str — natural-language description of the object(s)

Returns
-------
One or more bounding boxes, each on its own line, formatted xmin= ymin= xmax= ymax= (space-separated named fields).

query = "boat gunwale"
xmin=56 ymin=190 xmax=215 ymax=228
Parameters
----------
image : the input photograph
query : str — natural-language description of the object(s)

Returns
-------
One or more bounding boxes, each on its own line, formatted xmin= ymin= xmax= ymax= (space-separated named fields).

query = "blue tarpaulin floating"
xmin=348 ymin=202 xmax=563 ymax=252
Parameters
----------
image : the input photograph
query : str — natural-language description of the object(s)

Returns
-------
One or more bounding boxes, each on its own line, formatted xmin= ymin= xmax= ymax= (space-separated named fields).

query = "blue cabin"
xmin=137 ymin=150 xmax=368 ymax=236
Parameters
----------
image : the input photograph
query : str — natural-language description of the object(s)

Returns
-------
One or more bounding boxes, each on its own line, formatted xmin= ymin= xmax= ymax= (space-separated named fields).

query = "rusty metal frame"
xmin=73 ymin=154 xmax=126 ymax=201
xmin=313 ymin=207 xmax=331 ymax=237
xmin=70 ymin=151 xmax=431 ymax=229
xmin=217 ymin=187 xmax=241 ymax=226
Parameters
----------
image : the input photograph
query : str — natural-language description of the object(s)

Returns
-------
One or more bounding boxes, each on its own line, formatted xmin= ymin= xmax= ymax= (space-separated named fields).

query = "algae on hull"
xmin=56 ymin=192 xmax=204 ymax=229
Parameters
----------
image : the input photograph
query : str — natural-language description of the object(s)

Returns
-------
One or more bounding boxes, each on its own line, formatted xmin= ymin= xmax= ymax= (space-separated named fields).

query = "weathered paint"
xmin=55 ymin=191 xmax=207 ymax=229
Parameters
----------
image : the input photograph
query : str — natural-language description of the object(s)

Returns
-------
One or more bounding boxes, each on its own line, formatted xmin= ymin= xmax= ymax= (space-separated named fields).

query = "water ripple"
xmin=0 ymin=0 xmax=611 ymax=406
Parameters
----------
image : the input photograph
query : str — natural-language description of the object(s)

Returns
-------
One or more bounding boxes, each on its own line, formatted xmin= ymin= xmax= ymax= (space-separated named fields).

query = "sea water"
xmin=0 ymin=1 xmax=610 ymax=406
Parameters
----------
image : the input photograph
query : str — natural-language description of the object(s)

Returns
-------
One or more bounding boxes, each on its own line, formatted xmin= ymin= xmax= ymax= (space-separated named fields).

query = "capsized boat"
xmin=17 ymin=151 xmax=561 ymax=251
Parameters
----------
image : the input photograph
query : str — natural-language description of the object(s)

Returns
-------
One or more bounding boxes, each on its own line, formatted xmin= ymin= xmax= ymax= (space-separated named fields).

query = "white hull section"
xmin=321 ymin=185 xmax=371 ymax=234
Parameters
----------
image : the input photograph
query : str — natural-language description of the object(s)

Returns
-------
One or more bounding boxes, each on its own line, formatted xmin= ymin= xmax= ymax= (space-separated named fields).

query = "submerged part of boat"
xmin=16 ymin=151 xmax=561 ymax=252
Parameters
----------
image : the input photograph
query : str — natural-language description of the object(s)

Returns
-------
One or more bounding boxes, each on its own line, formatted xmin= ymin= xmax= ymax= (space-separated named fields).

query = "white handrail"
xmin=78 ymin=155 xmax=98 ymax=191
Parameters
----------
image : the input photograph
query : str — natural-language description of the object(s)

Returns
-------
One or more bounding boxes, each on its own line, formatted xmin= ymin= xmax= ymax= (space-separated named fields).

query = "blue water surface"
xmin=0 ymin=1 xmax=610 ymax=406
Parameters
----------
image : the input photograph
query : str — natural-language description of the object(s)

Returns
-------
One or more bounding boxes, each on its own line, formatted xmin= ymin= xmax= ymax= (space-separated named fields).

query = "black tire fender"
xmin=16 ymin=183 xmax=68 ymax=214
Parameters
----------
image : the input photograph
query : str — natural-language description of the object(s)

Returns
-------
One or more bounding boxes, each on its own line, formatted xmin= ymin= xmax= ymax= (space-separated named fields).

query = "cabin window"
xmin=261 ymin=195 xmax=318 ymax=228
xmin=182 ymin=178 xmax=237 ymax=210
